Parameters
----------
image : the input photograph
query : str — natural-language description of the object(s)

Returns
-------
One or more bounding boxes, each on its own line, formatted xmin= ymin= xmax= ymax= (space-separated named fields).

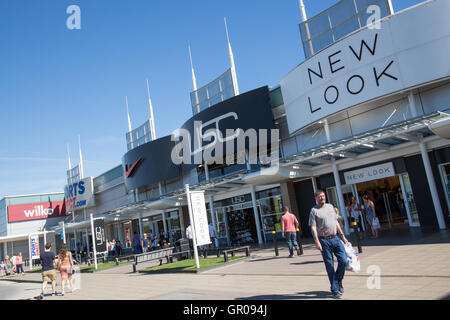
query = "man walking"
xmin=281 ymin=206 xmax=300 ymax=257
xmin=309 ymin=190 xmax=348 ymax=299
xmin=39 ymin=243 xmax=57 ymax=299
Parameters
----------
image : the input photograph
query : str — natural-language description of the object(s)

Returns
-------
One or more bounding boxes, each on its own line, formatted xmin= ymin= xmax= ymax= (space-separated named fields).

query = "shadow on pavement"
xmin=291 ymin=260 xmax=323 ymax=265
xmin=236 ymin=291 xmax=333 ymax=300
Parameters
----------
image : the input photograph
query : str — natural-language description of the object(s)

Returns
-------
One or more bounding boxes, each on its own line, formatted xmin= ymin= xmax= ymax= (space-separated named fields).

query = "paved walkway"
xmin=2 ymin=226 xmax=450 ymax=300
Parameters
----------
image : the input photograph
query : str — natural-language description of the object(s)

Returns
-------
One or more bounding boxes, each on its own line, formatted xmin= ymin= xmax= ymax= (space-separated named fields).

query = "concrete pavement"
xmin=2 ymin=226 xmax=450 ymax=300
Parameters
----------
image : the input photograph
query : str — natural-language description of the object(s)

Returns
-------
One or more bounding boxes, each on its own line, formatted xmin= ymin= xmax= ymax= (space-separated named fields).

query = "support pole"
xmin=209 ymin=196 xmax=219 ymax=248
xmin=185 ymin=184 xmax=200 ymax=269
xmin=90 ymin=214 xmax=98 ymax=270
xmin=250 ymin=184 xmax=264 ymax=245
xmin=419 ymin=140 xmax=446 ymax=229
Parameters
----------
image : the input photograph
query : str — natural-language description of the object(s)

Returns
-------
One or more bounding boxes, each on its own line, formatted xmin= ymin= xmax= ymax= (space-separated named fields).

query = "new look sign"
xmin=344 ymin=162 xmax=395 ymax=185
xmin=281 ymin=0 xmax=450 ymax=133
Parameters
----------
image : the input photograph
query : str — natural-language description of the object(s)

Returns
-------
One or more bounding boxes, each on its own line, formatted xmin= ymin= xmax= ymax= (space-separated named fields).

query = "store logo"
xmin=24 ymin=205 xmax=54 ymax=218
xmin=170 ymin=113 xmax=279 ymax=169
xmin=125 ymin=157 xmax=143 ymax=178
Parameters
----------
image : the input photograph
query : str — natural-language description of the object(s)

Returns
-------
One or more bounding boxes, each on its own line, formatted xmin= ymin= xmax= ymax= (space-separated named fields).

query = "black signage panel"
xmin=181 ymin=86 xmax=275 ymax=170
xmin=122 ymin=86 xmax=275 ymax=190
xmin=93 ymin=218 xmax=106 ymax=252
xmin=122 ymin=135 xmax=181 ymax=190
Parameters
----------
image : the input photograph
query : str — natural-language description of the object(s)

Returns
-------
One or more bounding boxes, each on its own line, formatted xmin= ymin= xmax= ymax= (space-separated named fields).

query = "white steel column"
xmin=419 ymin=140 xmax=446 ymax=229
xmin=408 ymin=91 xmax=418 ymax=118
xmin=332 ymin=160 xmax=350 ymax=235
xmin=209 ymin=196 xmax=219 ymax=248
xmin=84 ymin=229 xmax=90 ymax=255
xmin=138 ymin=213 xmax=144 ymax=236
xmin=250 ymin=184 xmax=263 ymax=245
xmin=311 ymin=177 xmax=318 ymax=192
xmin=399 ymin=175 xmax=414 ymax=227
xmin=162 ymin=211 xmax=168 ymax=237
xmin=205 ymin=164 xmax=210 ymax=181
xmin=28 ymin=234 xmax=32 ymax=271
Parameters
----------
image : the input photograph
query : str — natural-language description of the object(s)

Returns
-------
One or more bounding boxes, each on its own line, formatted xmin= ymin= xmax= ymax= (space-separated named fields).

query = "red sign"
xmin=8 ymin=201 xmax=66 ymax=223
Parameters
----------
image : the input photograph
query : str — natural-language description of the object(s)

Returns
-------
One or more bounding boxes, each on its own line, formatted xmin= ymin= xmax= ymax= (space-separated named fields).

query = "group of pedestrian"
xmin=346 ymin=195 xmax=379 ymax=239
xmin=39 ymin=242 xmax=77 ymax=299
xmin=107 ymin=238 xmax=122 ymax=257
xmin=131 ymin=230 xmax=169 ymax=254
xmin=0 ymin=253 xmax=25 ymax=276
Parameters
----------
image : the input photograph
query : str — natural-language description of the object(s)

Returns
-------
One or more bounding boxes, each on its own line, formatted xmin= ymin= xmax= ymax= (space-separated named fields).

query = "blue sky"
xmin=0 ymin=0 xmax=422 ymax=198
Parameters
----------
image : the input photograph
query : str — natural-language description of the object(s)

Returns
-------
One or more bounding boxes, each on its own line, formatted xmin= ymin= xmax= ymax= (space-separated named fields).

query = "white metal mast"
xmin=126 ymin=96 xmax=134 ymax=149
xmin=78 ymin=134 xmax=84 ymax=179
xmin=299 ymin=0 xmax=314 ymax=57
xmin=224 ymin=17 xmax=239 ymax=96
xmin=189 ymin=45 xmax=200 ymax=114
xmin=146 ymin=79 xmax=157 ymax=141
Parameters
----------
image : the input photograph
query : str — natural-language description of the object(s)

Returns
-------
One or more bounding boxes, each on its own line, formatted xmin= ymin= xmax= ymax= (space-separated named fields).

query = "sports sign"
xmin=30 ymin=235 xmax=40 ymax=259
xmin=8 ymin=201 xmax=66 ymax=223
xmin=64 ymin=177 xmax=94 ymax=211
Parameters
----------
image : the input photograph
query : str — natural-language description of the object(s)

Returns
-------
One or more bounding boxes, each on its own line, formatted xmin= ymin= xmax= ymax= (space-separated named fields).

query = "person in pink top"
xmin=281 ymin=206 xmax=300 ymax=258
xmin=15 ymin=252 xmax=24 ymax=275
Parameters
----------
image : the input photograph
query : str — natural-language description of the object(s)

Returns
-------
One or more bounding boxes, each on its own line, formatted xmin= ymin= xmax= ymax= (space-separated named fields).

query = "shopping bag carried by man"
xmin=342 ymin=241 xmax=360 ymax=272
xmin=372 ymin=217 xmax=381 ymax=230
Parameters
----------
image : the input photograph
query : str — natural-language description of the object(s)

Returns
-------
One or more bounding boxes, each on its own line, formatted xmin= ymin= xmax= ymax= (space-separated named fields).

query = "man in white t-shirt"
xmin=186 ymin=224 xmax=193 ymax=250
xmin=208 ymin=223 xmax=217 ymax=248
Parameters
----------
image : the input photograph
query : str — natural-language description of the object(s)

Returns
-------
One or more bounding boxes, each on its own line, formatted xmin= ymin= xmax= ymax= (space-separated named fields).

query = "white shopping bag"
xmin=342 ymin=241 xmax=360 ymax=272
xmin=372 ymin=217 xmax=381 ymax=230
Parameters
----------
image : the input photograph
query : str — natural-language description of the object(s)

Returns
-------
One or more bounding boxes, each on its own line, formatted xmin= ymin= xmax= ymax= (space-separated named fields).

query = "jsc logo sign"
xmin=64 ymin=177 xmax=94 ymax=211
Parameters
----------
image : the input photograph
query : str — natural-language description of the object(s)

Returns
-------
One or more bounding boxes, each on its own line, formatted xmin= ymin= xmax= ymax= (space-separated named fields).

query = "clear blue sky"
xmin=0 ymin=0 xmax=422 ymax=198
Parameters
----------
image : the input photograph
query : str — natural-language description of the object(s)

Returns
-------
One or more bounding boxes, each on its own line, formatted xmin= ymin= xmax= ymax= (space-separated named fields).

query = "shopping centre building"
xmin=1 ymin=0 xmax=449 ymax=261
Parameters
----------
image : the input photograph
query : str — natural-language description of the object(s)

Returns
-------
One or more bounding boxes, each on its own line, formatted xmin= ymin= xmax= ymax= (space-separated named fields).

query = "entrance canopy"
xmin=279 ymin=112 xmax=449 ymax=171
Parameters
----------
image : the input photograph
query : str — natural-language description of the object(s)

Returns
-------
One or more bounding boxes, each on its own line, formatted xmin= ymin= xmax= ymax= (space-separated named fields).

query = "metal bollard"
xmin=352 ymin=221 xmax=363 ymax=253
xmin=272 ymin=231 xmax=279 ymax=256
xmin=132 ymin=262 xmax=137 ymax=273
xmin=296 ymin=228 xmax=304 ymax=255
xmin=115 ymin=258 xmax=119 ymax=266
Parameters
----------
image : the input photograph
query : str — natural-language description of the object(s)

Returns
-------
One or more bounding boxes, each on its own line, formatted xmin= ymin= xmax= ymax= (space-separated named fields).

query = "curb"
xmin=138 ymin=256 xmax=250 ymax=274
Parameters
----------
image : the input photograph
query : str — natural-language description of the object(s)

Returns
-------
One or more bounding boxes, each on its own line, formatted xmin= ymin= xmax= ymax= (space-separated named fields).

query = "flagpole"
xmin=146 ymin=79 xmax=157 ymax=141
xmin=126 ymin=96 xmax=134 ymax=149
xmin=224 ymin=17 xmax=239 ymax=95
xmin=188 ymin=45 xmax=200 ymax=114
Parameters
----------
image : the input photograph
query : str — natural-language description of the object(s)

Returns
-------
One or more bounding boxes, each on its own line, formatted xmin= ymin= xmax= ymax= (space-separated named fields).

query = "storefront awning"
xmin=0 ymin=231 xmax=49 ymax=243
xmin=280 ymin=112 xmax=449 ymax=170
xmin=242 ymin=165 xmax=311 ymax=186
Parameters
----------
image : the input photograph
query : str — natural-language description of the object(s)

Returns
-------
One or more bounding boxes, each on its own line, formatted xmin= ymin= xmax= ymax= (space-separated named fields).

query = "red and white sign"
xmin=8 ymin=201 xmax=66 ymax=223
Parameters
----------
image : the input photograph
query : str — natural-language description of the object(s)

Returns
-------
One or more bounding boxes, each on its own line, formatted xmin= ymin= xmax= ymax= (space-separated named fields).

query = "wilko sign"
xmin=8 ymin=201 xmax=66 ymax=223
xmin=64 ymin=177 xmax=94 ymax=211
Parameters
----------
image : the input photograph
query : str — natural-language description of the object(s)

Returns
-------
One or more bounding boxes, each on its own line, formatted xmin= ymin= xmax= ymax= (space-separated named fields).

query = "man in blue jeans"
xmin=309 ymin=189 xmax=348 ymax=299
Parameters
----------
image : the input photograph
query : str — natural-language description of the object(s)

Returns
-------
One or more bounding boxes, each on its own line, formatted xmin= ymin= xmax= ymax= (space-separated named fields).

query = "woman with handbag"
xmin=363 ymin=195 xmax=379 ymax=238
xmin=57 ymin=244 xmax=74 ymax=295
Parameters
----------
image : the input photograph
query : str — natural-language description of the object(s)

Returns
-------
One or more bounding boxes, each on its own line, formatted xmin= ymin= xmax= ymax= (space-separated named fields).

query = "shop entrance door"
xmin=355 ymin=176 xmax=410 ymax=229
